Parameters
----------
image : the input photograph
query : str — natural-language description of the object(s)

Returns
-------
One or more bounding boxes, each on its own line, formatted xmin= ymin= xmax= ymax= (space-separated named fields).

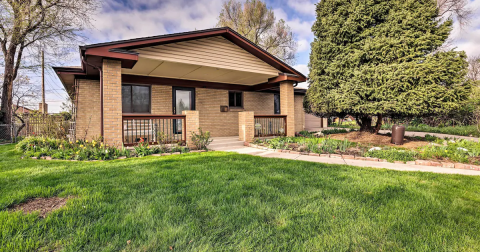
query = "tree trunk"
xmin=356 ymin=115 xmax=383 ymax=134
xmin=1 ymin=47 xmax=17 ymax=125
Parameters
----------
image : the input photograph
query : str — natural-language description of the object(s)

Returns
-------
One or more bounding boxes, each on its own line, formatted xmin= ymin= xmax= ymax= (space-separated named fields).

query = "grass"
xmin=1 ymin=144 xmax=480 ymax=251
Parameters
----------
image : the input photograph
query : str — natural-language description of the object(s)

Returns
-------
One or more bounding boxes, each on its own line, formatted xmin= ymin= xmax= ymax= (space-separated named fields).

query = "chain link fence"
xmin=0 ymin=123 xmax=25 ymax=144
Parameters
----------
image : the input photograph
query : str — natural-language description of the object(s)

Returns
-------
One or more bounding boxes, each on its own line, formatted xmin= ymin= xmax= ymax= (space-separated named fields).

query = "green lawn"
xmin=1 ymin=144 xmax=480 ymax=251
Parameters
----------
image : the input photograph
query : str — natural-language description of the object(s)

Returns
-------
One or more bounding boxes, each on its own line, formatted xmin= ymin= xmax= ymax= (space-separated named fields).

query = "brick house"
xmin=54 ymin=27 xmax=308 ymax=147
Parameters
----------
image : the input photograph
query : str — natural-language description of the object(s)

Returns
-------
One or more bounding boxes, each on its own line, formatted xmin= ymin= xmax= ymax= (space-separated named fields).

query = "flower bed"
xmin=16 ymin=136 xmax=191 ymax=161
xmin=253 ymin=132 xmax=480 ymax=166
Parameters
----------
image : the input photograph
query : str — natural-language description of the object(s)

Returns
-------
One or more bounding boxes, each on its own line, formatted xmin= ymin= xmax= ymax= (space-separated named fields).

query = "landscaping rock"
xmin=365 ymin=157 xmax=379 ymax=161
xmin=378 ymin=159 xmax=388 ymax=162
xmin=275 ymin=149 xmax=283 ymax=153
xmin=415 ymin=160 xmax=430 ymax=166
xmin=368 ymin=147 xmax=382 ymax=151
xmin=406 ymin=161 xmax=416 ymax=165
xmin=282 ymin=150 xmax=290 ymax=153
xmin=355 ymin=157 xmax=366 ymax=160
xmin=31 ymin=157 xmax=37 ymax=160
xmin=441 ymin=162 xmax=455 ymax=168
xmin=429 ymin=161 xmax=442 ymax=167
xmin=162 ymin=153 xmax=171 ymax=156
xmin=330 ymin=154 xmax=342 ymax=158
xmin=118 ymin=156 xmax=127 ymax=159
xmin=394 ymin=161 xmax=405 ymax=164
xmin=455 ymin=163 xmax=465 ymax=169
xmin=320 ymin=154 xmax=330 ymax=158
xmin=172 ymin=152 xmax=181 ymax=155
xmin=290 ymin=151 xmax=300 ymax=154
xmin=45 ymin=156 xmax=52 ymax=160
xmin=198 ymin=150 xmax=206 ymax=152
xmin=309 ymin=153 xmax=320 ymax=156
xmin=342 ymin=155 xmax=355 ymax=159
xmin=151 ymin=154 xmax=161 ymax=156
xmin=244 ymin=142 xmax=249 ymax=146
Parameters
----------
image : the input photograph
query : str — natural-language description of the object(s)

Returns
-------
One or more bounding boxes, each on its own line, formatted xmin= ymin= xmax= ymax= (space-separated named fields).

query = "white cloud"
xmin=297 ymin=39 xmax=310 ymax=52
xmin=293 ymin=64 xmax=309 ymax=88
xmin=286 ymin=0 xmax=316 ymax=16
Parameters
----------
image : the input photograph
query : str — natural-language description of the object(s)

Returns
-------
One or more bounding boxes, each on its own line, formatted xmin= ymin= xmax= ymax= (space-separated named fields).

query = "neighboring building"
xmin=54 ymin=27 xmax=308 ymax=146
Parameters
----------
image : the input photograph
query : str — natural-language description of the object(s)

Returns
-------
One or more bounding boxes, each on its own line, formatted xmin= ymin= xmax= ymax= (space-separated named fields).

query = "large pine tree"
xmin=304 ymin=0 xmax=471 ymax=133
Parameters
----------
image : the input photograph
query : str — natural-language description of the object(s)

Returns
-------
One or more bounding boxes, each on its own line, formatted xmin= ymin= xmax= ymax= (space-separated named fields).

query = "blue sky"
xmin=40 ymin=0 xmax=480 ymax=112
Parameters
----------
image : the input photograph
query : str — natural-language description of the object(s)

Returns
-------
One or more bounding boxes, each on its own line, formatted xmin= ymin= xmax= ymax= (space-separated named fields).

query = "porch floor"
xmin=209 ymin=136 xmax=244 ymax=151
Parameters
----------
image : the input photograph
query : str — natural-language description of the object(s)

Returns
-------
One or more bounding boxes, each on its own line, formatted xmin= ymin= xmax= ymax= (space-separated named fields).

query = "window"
xmin=122 ymin=84 xmax=151 ymax=113
xmin=274 ymin=94 xmax=280 ymax=114
xmin=229 ymin=91 xmax=243 ymax=108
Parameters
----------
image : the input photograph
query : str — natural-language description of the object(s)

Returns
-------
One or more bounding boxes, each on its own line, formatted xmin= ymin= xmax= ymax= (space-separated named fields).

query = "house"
xmin=54 ymin=27 xmax=308 ymax=147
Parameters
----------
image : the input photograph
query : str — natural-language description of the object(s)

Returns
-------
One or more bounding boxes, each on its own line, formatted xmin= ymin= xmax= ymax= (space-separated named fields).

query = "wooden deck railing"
xmin=254 ymin=115 xmax=287 ymax=137
xmin=122 ymin=114 xmax=186 ymax=146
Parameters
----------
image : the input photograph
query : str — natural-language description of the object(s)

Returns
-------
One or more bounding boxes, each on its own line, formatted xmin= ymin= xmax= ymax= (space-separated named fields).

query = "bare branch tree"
xmin=217 ymin=0 xmax=297 ymax=65
xmin=468 ymin=55 xmax=480 ymax=82
xmin=0 ymin=0 xmax=98 ymax=124
xmin=437 ymin=0 xmax=474 ymax=28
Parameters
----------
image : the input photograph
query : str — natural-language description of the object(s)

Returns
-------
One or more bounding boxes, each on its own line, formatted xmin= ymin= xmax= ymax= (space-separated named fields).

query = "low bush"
xmin=190 ymin=128 xmax=213 ymax=150
xmin=15 ymin=136 xmax=192 ymax=161
xmin=364 ymin=148 xmax=418 ymax=162
xmin=321 ymin=129 xmax=349 ymax=135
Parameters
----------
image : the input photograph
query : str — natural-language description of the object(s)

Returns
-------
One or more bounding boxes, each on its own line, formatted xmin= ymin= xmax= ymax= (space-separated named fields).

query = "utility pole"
xmin=41 ymin=50 xmax=45 ymax=115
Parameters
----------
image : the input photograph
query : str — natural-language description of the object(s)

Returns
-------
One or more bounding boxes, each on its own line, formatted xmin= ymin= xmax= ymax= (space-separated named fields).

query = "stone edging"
xmin=245 ymin=143 xmax=480 ymax=172
xmin=29 ymin=150 xmax=207 ymax=162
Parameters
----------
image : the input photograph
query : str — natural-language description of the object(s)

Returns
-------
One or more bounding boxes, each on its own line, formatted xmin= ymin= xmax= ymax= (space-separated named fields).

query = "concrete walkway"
xmin=307 ymin=127 xmax=480 ymax=142
xmin=210 ymin=137 xmax=480 ymax=176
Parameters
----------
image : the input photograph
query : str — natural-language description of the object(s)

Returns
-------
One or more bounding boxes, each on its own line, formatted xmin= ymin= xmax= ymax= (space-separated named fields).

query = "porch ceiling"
xmin=122 ymin=56 xmax=278 ymax=85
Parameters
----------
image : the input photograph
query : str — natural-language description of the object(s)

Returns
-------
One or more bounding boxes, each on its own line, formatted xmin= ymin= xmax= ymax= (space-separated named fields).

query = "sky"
xmin=38 ymin=0 xmax=480 ymax=113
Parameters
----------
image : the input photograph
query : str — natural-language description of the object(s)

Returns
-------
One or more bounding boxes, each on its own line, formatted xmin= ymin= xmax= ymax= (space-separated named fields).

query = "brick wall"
xmin=239 ymin=111 xmax=254 ymax=142
xmin=75 ymin=79 xmax=101 ymax=140
xmin=183 ymin=110 xmax=199 ymax=148
xmin=280 ymin=81 xmax=295 ymax=136
xmin=102 ymin=59 xmax=123 ymax=146
xmin=294 ymin=95 xmax=305 ymax=132
xmin=195 ymin=88 xmax=275 ymax=137
xmin=151 ymin=85 xmax=172 ymax=114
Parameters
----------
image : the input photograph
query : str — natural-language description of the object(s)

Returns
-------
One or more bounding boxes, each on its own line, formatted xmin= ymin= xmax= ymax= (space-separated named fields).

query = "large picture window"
xmin=229 ymin=91 xmax=243 ymax=108
xmin=122 ymin=84 xmax=151 ymax=113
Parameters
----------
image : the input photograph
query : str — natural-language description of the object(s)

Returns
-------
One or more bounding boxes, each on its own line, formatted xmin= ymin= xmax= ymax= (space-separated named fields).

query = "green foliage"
xmin=418 ymin=139 xmax=480 ymax=163
xmin=321 ymin=129 xmax=349 ymax=135
xmin=305 ymin=0 xmax=471 ymax=131
xmin=190 ymin=128 xmax=213 ymax=150
xmin=364 ymin=148 xmax=418 ymax=162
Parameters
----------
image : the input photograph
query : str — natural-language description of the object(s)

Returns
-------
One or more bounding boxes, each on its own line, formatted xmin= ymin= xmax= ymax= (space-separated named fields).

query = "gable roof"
xmin=54 ymin=27 xmax=306 ymax=94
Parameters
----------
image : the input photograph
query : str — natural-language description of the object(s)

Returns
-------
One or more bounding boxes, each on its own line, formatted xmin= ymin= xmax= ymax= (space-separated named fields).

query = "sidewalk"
xmin=233 ymin=147 xmax=480 ymax=176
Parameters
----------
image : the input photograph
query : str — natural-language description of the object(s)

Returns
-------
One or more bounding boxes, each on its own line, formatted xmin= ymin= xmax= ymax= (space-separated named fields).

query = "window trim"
xmin=172 ymin=86 xmax=196 ymax=114
xmin=274 ymin=93 xmax=280 ymax=114
xmin=228 ymin=91 xmax=244 ymax=108
xmin=122 ymin=84 xmax=152 ymax=114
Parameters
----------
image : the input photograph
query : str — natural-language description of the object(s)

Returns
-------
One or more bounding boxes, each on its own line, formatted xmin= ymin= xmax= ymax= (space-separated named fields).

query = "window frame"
xmin=228 ymin=91 xmax=244 ymax=108
xmin=121 ymin=84 xmax=152 ymax=114
xmin=274 ymin=93 xmax=280 ymax=114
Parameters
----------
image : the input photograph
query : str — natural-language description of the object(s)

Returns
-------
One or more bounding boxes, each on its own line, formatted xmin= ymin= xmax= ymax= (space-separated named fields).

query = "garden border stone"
xmin=246 ymin=143 xmax=480 ymax=172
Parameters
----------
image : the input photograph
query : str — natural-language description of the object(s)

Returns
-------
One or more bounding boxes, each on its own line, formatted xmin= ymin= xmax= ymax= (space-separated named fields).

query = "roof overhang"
xmin=54 ymin=27 xmax=307 ymax=91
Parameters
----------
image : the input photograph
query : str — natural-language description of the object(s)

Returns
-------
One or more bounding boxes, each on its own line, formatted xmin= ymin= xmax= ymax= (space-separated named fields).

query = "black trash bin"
xmin=391 ymin=125 xmax=405 ymax=145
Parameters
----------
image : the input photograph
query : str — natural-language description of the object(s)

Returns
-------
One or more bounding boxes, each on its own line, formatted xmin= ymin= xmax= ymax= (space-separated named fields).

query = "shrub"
xmin=321 ymin=129 xmax=349 ymax=135
xmin=190 ymin=128 xmax=213 ymax=150
xmin=364 ymin=148 xmax=417 ymax=162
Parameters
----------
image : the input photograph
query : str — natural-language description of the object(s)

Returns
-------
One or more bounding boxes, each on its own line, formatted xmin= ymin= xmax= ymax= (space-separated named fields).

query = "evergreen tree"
xmin=304 ymin=0 xmax=471 ymax=133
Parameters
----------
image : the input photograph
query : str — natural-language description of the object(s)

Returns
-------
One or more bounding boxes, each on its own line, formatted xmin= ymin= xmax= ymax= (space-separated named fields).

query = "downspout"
xmin=81 ymin=56 xmax=104 ymax=139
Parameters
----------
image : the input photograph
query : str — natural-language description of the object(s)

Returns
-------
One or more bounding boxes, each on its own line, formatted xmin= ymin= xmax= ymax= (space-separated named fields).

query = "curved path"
xmin=210 ymin=137 xmax=480 ymax=176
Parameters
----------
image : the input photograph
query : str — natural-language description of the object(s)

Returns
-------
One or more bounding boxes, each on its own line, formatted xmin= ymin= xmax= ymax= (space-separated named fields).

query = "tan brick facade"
xmin=294 ymin=95 xmax=305 ymax=133
xmin=102 ymin=59 xmax=123 ymax=146
xmin=183 ymin=110 xmax=199 ymax=148
xmin=75 ymin=79 xmax=101 ymax=140
xmin=280 ymin=81 xmax=296 ymax=136
xmin=239 ymin=111 xmax=254 ymax=142
xmin=151 ymin=85 xmax=172 ymax=114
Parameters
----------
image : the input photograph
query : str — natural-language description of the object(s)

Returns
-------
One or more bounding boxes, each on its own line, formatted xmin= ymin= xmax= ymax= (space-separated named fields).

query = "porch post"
xmin=239 ymin=111 xmax=254 ymax=142
xmin=280 ymin=81 xmax=295 ymax=136
xmin=102 ymin=59 xmax=123 ymax=146
xmin=183 ymin=110 xmax=199 ymax=148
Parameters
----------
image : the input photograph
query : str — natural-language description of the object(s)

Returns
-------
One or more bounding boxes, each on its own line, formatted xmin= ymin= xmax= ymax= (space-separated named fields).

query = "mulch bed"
xmin=327 ymin=131 xmax=429 ymax=149
xmin=10 ymin=197 xmax=68 ymax=218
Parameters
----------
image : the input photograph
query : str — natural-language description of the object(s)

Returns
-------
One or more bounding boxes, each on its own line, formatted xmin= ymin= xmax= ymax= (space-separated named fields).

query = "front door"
xmin=173 ymin=87 xmax=195 ymax=134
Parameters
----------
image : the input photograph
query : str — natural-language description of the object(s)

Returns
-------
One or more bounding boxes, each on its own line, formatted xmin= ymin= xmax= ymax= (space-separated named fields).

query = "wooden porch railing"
xmin=122 ymin=114 xmax=186 ymax=146
xmin=254 ymin=115 xmax=287 ymax=137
